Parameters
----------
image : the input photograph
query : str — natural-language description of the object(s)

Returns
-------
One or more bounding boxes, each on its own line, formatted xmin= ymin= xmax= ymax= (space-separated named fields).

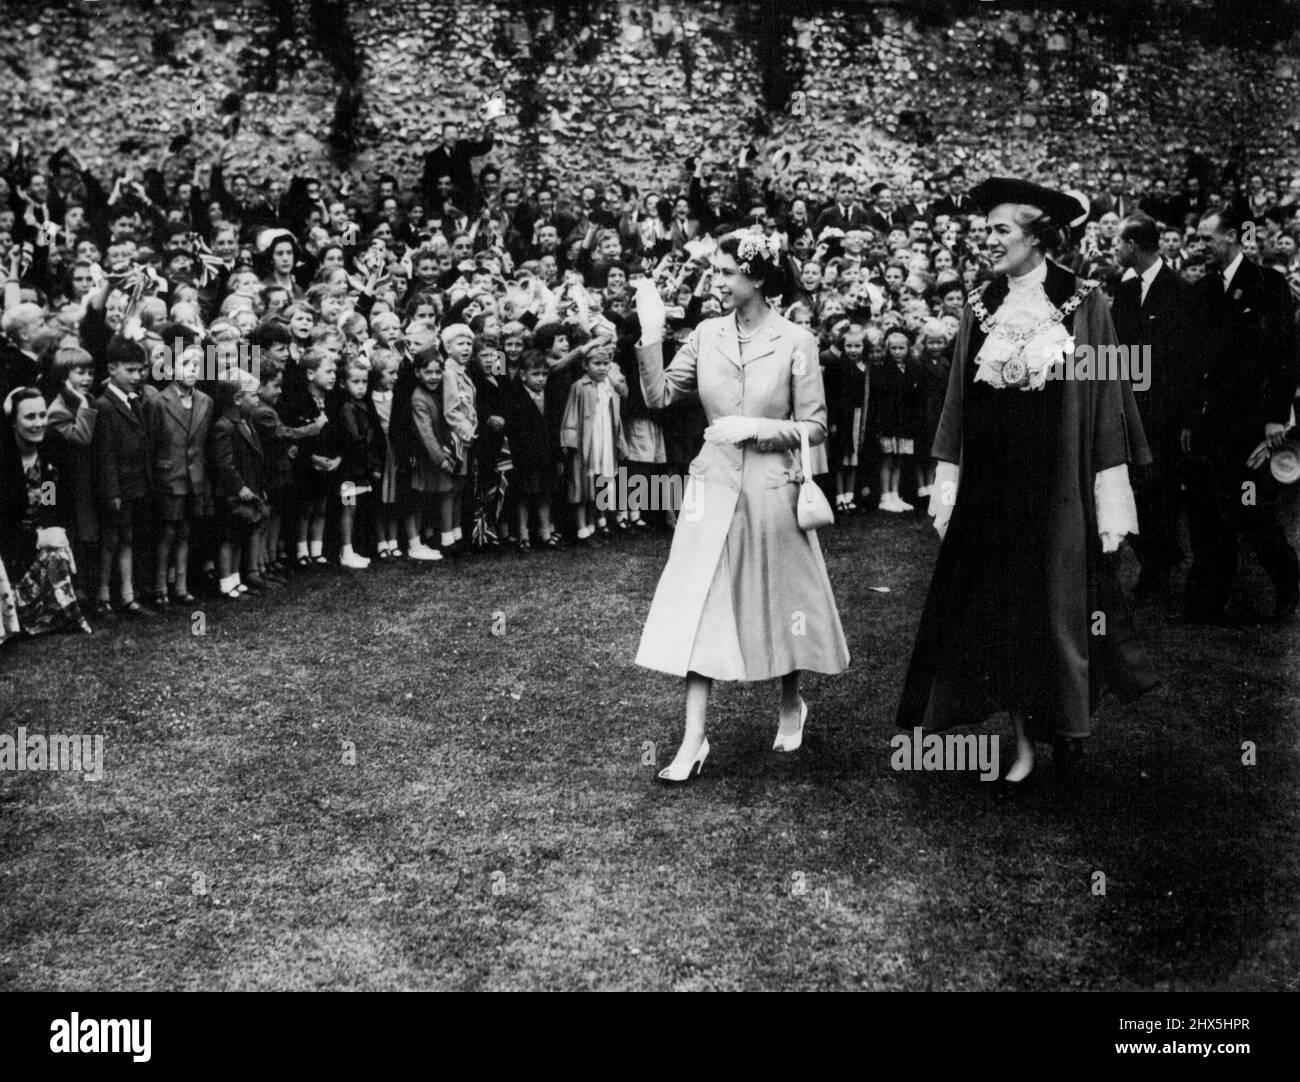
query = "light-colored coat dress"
xmin=635 ymin=311 xmax=851 ymax=680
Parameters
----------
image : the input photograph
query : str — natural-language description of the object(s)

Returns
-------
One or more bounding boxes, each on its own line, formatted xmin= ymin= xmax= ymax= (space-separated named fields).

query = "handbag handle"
xmin=799 ymin=421 xmax=813 ymax=481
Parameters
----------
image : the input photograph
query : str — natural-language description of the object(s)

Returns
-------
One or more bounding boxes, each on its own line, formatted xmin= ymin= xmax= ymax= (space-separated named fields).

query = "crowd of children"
xmin=12 ymin=127 xmax=1247 ymax=638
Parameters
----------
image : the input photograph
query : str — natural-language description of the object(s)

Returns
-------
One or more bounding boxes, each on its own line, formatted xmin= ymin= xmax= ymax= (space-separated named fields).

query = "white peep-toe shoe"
xmin=657 ymin=738 xmax=709 ymax=784
xmin=774 ymin=699 xmax=808 ymax=753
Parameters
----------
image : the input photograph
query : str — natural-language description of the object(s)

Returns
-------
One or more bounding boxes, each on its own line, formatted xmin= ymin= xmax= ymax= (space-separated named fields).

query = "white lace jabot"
xmin=973 ymin=258 xmax=1072 ymax=391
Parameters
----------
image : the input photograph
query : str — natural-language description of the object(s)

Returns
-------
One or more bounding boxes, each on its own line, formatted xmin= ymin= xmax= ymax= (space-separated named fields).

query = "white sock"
xmin=577 ymin=525 xmax=595 ymax=539
xmin=342 ymin=545 xmax=355 ymax=558
xmin=296 ymin=541 xmax=309 ymax=558
xmin=441 ymin=531 xmax=456 ymax=547
xmin=452 ymin=527 xmax=463 ymax=542
xmin=309 ymin=540 xmax=323 ymax=557
xmin=220 ymin=573 xmax=239 ymax=593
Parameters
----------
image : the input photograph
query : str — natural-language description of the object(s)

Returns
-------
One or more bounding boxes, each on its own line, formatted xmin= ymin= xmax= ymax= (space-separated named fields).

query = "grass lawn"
xmin=1 ymin=508 xmax=1297 ymax=991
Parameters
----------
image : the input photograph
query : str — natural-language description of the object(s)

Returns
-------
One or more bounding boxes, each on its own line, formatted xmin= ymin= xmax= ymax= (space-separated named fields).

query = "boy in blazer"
xmin=208 ymin=374 xmax=268 ymax=599
xmin=144 ymin=344 xmax=213 ymax=604
xmin=91 ymin=337 xmax=152 ymax=615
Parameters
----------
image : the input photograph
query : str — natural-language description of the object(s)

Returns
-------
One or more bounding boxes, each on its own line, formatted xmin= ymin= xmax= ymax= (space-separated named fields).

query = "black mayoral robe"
xmin=896 ymin=259 xmax=1158 ymax=741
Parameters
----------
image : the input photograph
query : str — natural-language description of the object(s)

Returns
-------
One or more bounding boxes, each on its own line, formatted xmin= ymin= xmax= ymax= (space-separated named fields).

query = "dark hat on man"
xmin=869 ymin=181 xmax=890 ymax=196
xmin=970 ymin=178 xmax=1089 ymax=229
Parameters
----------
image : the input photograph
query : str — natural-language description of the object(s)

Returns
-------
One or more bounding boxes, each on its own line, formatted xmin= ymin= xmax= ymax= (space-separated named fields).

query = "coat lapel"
xmin=237 ymin=418 xmax=263 ymax=457
xmin=716 ymin=316 xmax=742 ymax=369
xmin=741 ymin=315 xmax=781 ymax=365
xmin=112 ymin=392 xmax=144 ymax=430
xmin=163 ymin=386 xmax=191 ymax=432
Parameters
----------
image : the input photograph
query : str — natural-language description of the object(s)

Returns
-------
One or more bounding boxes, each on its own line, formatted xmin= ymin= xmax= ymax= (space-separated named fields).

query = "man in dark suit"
xmin=420 ymin=120 xmax=497 ymax=217
xmin=1090 ymin=168 xmax=1137 ymax=221
xmin=812 ymin=175 xmax=871 ymax=236
xmin=1140 ymin=176 xmax=1178 ymax=228
xmin=1113 ymin=213 xmax=1188 ymax=611
xmin=1171 ymin=176 xmax=1209 ymax=230
xmin=898 ymin=176 xmax=934 ymax=226
xmin=1181 ymin=207 xmax=1300 ymax=621
xmin=931 ymin=167 xmax=974 ymax=219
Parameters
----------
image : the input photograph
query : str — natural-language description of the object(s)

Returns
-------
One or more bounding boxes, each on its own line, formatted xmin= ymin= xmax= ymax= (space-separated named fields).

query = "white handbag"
xmin=797 ymin=423 xmax=835 ymax=532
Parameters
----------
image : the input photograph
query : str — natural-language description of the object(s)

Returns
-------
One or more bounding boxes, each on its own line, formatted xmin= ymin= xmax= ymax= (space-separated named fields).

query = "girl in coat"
xmin=43 ymin=346 xmax=98 ymax=602
xmin=440 ymin=323 xmax=477 ymax=555
xmin=503 ymin=351 xmax=560 ymax=549
xmin=338 ymin=358 xmax=383 ymax=569
xmin=469 ymin=334 xmax=512 ymax=548
xmin=560 ymin=339 xmax=626 ymax=543
xmin=281 ymin=348 xmax=339 ymax=566
xmin=632 ymin=230 xmax=850 ymax=783
xmin=872 ymin=328 xmax=923 ymax=513
xmin=913 ymin=318 xmax=953 ymax=499
xmin=368 ymin=349 xmax=402 ymax=559
xmin=404 ymin=345 xmax=453 ymax=562
xmin=823 ymin=322 xmax=869 ymax=512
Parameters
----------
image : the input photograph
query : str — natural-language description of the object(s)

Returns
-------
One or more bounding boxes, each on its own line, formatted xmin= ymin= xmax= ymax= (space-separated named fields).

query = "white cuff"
xmin=930 ymin=460 xmax=960 ymax=538
xmin=1095 ymin=463 xmax=1138 ymax=550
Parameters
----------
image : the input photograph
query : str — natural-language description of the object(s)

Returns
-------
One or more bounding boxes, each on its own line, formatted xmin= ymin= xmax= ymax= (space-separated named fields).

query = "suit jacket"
xmin=812 ymin=203 xmax=872 ymax=236
xmin=208 ymin=412 xmax=266 ymax=500
xmin=1110 ymin=261 xmax=1187 ymax=463
xmin=92 ymin=387 xmax=151 ymax=504
xmin=931 ymin=194 xmax=974 ymax=219
xmin=1090 ymin=192 xmax=1137 ymax=221
xmin=144 ymin=385 xmax=213 ymax=497
xmin=1183 ymin=258 xmax=1299 ymax=462
xmin=899 ymin=200 xmax=934 ymax=226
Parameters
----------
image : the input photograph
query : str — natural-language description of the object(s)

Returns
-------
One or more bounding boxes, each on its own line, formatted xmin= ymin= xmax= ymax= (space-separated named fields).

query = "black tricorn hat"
xmin=970 ymin=177 xmax=1089 ymax=231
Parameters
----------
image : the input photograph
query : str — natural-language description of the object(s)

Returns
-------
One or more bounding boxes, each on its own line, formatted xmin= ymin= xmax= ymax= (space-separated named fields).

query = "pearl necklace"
xmin=735 ymin=311 xmax=765 ymax=342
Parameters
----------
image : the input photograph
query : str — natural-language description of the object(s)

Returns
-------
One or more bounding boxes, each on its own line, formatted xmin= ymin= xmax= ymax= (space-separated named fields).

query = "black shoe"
xmin=994 ymin=770 xmax=1033 ymax=800
xmin=1273 ymin=583 xmax=1299 ymax=622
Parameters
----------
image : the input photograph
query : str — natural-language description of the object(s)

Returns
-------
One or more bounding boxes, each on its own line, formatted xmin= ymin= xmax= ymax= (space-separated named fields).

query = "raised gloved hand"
xmin=703 ymin=415 xmax=759 ymax=445
xmin=632 ymin=277 xmax=666 ymax=347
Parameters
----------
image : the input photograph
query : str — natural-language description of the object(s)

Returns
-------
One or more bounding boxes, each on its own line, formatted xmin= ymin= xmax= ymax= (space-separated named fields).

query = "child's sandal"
xmin=312 ymin=555 xmax=328 ymax=566
xmin=296 ymin=555 xmax=313 ymax=568
xmin=541 ymin=535 xmax=559 ymax=548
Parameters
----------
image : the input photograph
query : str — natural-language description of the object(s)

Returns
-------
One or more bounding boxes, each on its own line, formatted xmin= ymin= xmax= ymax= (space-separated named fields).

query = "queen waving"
xmin=633 ymin=231 xmax=850 ymax=784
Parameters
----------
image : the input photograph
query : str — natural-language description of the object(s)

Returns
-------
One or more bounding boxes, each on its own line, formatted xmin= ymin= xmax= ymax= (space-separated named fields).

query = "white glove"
xmin=929 ymin=461 xmax=959 ymax=540
xmin=36 ymin=526 xmax=70 ymax=551
xmin=703 ymin=416 xmax=759 ymax=445
xmin=1095 ymin=464 xmax=1138 ymax=554
xmin=633 ymin=277 xmax=666 ymax=347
